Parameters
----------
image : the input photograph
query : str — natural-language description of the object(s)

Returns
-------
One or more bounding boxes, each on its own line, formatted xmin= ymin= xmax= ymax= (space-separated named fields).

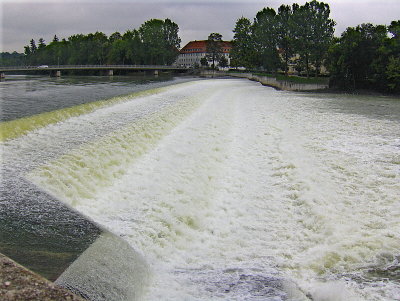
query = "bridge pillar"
xmin=108 ymin=70 xmax=113 ymax=76
xmin=0 ymin=73 xmax=5 ymax=79
xmin=56 ymin=70 xmax=61 ymax=77
xmin=154 ymin=70 xmax=159 ymax=76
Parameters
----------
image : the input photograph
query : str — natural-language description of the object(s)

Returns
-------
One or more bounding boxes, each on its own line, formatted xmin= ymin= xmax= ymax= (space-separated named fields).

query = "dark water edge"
xmin=0 ymin=74 xmax=196 ymax=122
xmin=0 ymin=174 xmax=102 ymax=281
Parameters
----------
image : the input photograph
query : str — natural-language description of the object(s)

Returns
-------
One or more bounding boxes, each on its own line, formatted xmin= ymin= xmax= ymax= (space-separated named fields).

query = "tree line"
xmin=230 ymin=0 xmax=399 ymax=93
xmin=1 ymin=5 xmax=399 ymax=93
xmin=230 ymin=0 xmax=335 ymax=77
xmin=328 ymin=21 xmax=399 ymax=92
xmin=21 ymin=18 xmax=181 ymax=66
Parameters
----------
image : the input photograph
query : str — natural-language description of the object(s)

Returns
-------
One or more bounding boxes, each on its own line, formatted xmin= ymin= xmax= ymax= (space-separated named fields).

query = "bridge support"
xmin=0 ymin=73 xmax=5 ymax=79
xmin=56 ymin=70 xmax=61 ymax=77
xmin=154 ymin=70 xmax=159 ymax=76
xmin=108 ymin=70 xmax=113 ymax=76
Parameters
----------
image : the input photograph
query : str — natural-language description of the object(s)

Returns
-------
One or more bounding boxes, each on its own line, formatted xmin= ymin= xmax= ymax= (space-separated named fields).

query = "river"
xmin=1 ymin=76 xmax=399 ymax=300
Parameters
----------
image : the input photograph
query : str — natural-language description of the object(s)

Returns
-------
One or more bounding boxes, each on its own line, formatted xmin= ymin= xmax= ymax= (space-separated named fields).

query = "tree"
xmin=219 ymin=56 xmax=228 ymax=68
xmin=30 ymin=39 xmax=37 ymax=53
xmin=19 ymin=18 xmax=181 ymax=68
xmin=308 ymin=0 xmax=336 ymax=76
xmin=162 ymin=18 xmax=181 ymax=64
xmin=109 ymin=32 xmax=122 ymax=43
xmin=388 ymin=20 xmax=400 ymax=38
xmin=252 ymin=7 xmax=280 ymax=72
xmin=0 ymin=52 xmax=25 ymax=66
xmin=206 ymin=33 xmax=223 ymax=69
xmin=386 ymin=56 xmax=400 ymax=92
xmin=108 ymin=39 xmax=128 ymax=64
xmin=327 ymin=23 xmax=388 ymax=90
xmin=24 ymin=46 xmax=31 ymax=56
xmin=291 ymin=1 xmax=335 ymax=77
xmin=230 ymin=17 xmax=255 ymax=69
xmin=126 ymin=29 xmax=144 ymax=64
xmin=38 ymin=38 xmax=46 ymax=50
xmin=139 ymin=18 xmax=181 ymax=65
xmin=277 ymin=5 xmax=294 ymax=75
xmin=200 ymin=56 xmax=209 ymax=67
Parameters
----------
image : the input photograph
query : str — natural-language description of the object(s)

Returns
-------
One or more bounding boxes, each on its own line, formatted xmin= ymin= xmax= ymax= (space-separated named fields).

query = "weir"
xmin=1 ymin=78 xmax=399 ymax=300
xmin=0 ymin=173 xmax=149 ymax=300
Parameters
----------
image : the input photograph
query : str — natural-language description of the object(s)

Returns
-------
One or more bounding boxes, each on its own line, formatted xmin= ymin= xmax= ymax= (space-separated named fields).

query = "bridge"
xmin=0 ymin=64 xmax=189 ymax=77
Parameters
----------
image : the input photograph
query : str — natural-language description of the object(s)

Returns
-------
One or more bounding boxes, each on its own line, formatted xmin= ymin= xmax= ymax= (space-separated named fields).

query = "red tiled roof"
xmin=180 ymin=40 xmax=232 ymax=54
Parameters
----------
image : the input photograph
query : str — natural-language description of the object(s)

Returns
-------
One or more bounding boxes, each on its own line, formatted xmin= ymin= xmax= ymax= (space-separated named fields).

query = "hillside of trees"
xmin=19 ymin=18 xmax=181 ymax=67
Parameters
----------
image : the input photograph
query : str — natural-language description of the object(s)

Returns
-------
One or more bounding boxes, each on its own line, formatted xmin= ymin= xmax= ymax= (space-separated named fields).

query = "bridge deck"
xmin=0 ymin=65 xmax=188 ymax=72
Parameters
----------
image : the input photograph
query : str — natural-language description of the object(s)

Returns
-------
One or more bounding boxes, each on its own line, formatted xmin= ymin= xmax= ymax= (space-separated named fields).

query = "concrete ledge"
xmin=200 ymin=70 xmax=329 ymax=91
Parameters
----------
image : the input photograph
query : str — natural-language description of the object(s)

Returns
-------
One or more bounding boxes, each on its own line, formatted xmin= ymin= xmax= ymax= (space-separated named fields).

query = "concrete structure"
xmin=175 ymin=40 xmax=232 ymax=68
xmin=0 ymin=65 xmax=188 ymax=78
xmin=200 ymin=70 xmax=329 ymax=91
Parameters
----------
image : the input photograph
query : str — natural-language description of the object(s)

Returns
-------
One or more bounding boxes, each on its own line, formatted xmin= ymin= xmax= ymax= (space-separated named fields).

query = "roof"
xmin=180 ymin=40 xmax=232 ymax=54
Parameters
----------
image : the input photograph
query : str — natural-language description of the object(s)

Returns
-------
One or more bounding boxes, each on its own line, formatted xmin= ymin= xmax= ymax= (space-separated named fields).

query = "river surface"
xmin=1 ymin=76 xmax=399 ymax=300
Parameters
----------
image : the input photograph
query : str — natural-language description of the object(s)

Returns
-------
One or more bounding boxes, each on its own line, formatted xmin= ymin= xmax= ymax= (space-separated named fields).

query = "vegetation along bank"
xmin=0 ymin=0 xmax=399 ymax=94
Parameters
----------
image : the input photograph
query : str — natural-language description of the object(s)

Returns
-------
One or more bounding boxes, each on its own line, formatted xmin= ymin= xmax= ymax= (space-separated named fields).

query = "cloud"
xmin=1 ymin=0 xmax=400 ymax=52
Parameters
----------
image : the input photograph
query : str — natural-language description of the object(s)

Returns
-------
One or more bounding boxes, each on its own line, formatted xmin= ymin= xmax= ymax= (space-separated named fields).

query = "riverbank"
xmin=200 ymin=70 xmax=329 ymax=91
xmin=0 ymin=253 xmax=84 ymax=301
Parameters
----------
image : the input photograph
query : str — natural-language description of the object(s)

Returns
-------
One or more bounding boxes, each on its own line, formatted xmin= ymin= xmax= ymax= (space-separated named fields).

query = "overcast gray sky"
xmin=1 ymin=0 xmax=400 ymax=53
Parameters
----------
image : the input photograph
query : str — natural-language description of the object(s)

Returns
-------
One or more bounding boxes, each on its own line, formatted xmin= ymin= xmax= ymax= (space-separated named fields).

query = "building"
xmin=175 ymin=40 xmax=232 ymax=68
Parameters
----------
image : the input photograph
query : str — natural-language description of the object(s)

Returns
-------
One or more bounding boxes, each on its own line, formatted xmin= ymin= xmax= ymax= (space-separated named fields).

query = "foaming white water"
xmin=21 ymin=79 xmax=400 ymax=300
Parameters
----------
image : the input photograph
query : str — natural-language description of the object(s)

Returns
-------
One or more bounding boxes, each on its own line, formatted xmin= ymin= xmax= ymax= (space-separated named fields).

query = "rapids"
xmin=2 ymin=79 xmax=399 ymax=300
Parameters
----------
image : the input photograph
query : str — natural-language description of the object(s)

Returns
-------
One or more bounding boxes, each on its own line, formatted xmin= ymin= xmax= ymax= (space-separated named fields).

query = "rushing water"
xmin=1 ymin=76 xmax=399 ymax=300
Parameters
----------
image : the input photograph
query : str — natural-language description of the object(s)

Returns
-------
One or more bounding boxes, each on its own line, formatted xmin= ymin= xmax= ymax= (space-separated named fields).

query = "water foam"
xmin=13 ymin=79 xmax=400 ymax=300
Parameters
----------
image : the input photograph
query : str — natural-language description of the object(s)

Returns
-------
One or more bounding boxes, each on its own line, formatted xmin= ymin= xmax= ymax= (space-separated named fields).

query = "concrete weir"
xmin=200 ymin=70 xmax=329 ymax=91
xmin=0 ymin=175 xmax=149 ymax=300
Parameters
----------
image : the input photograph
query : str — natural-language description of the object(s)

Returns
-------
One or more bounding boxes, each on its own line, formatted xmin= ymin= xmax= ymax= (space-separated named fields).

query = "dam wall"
xmin=200 ymin=70 xmax=329 ymax=91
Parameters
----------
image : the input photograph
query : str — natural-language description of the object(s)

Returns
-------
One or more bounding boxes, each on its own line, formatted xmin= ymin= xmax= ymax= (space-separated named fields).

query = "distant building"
xmin=174 ymin=40 xmax=232 ymax=68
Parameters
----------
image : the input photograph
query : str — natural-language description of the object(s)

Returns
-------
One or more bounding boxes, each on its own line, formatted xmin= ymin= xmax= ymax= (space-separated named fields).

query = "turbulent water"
xmin=2 ymin=78 xmax=399 ymax=300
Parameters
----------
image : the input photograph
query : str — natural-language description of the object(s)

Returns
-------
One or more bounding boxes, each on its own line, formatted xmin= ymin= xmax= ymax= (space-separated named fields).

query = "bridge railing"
xmin=0 ymin=64 xmax=189 ymax=71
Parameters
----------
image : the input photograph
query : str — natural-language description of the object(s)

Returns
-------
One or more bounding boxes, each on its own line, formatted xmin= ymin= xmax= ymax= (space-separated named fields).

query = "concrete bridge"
xmin=0 ymin=64 xmax=189 ymax=78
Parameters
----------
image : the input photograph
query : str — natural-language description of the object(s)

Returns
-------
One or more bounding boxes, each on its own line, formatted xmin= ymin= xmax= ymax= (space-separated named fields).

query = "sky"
xmin=1 ymin=0 xmax=400 ymax=53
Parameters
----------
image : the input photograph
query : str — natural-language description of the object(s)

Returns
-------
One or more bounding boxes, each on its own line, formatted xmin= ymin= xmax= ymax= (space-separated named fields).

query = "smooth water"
xmin=1 ymin=77 xmax=399 ymax=300
xmin=0 ymin=75 xmax=192 ymax=121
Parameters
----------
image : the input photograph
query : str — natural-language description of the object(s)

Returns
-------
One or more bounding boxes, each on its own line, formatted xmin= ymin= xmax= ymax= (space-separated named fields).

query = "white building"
xmin=175 ymin=40 xmax=232 ymax=68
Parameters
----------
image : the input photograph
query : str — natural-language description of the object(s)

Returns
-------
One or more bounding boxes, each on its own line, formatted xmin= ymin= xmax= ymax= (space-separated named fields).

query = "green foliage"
xmin=18 ymin=18 xmax=181 ymax=67
xmin=230 ymin=17 xmax=255 ymax=69
xmin=219 ymin=56 xmax=228 ymax=68
xmin=327 ymin=22 xmax=398 ymax=92
xmin=30 ymin=39 xmax=37 ymax=53
xmin=252 ymin=7 xmax=280 ymax=72
xmin=386 ymin=56 xmax=400 ymax=92
xmin=139 ymin=18 xmax=181 ymax=65
xmin=231 ymin=1 xmax=334 ymax=76
xmin=200 ymin=57 xmax=209 ymax=67
xmin=291 ymin=1 xmax=335 ymax=77
xmin=206 ymin=33 xmax=223 ymax=69
xmin=0 ymin=52 xmax=25 ymax=66
xmin=277 ymin=5 xmax=294 ymax=75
